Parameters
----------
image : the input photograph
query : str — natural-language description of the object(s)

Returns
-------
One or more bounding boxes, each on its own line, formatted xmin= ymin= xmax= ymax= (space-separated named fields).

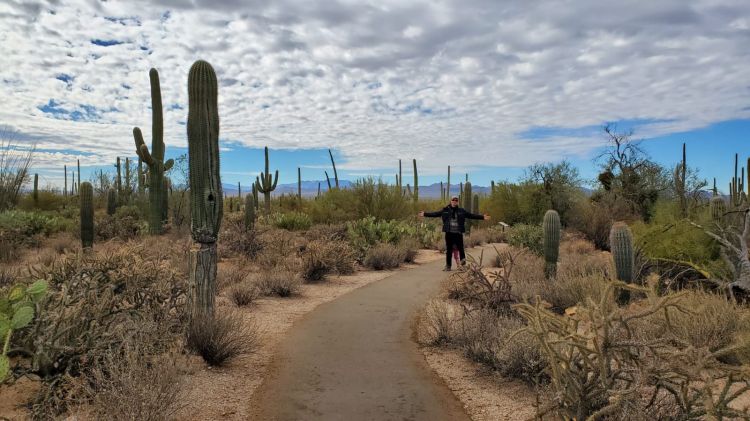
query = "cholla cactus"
xmin=80 ymin=182 xmax=94 ymax=249
xmin=543 ymin=210 xmax=560 ymax=279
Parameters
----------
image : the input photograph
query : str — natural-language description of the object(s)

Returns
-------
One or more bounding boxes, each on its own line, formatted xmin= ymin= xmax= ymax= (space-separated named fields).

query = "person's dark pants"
xmin=444 ymin=232 xmax=465 ymax=268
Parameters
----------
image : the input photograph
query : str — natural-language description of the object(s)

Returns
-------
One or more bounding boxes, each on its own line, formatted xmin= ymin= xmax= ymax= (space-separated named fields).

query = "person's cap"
xmin=450 ymin=195 xmax=459 ymax=200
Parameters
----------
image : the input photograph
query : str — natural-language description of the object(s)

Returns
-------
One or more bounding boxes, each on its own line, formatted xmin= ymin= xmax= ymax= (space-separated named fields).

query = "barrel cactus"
xmin=80 ymin=182 xmax=94 ymax=249
xmin=187 ymin=59 xmax=222 ymax=319
xmin=543 ymin=210 xmax=560 ymax=279
xmin=106 ymin=188 xmax=117 ymax=216
xmin=133 ymin=68 xmax=174 ymax=235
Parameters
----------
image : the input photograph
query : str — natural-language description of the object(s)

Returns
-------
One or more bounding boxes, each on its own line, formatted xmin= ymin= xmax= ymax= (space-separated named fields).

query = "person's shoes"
xmin=460 ymin=259 xmax=466 ymax=266
xmin=442 ymin=266 xmax=452 ymax=272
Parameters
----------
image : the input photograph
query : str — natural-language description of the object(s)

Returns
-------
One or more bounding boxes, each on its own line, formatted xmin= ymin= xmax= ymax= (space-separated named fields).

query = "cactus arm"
xmin=329 ymin=149 xmax=339 ymax=188
xmin=149 ymin=68 xmax=165 ymax=162
xmin=272 ymin=170 xmax=279 ymax=190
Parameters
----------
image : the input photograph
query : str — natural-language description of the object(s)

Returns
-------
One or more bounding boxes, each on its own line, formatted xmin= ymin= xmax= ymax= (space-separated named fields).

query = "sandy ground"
xmin=173 ymin=249 xmax=446 ymax=420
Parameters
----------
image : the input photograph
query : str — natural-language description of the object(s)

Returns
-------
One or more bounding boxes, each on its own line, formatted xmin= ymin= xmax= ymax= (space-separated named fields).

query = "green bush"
xmin=269 ymin=211 xmax=312 ymax=231
xmin=507 ymin=224 xmax=543 ymax=255
xmin=363 ymin=243 xmax=404 ymax=270
xmin=346 ymin=216 xmax=439 ymax=260
xmin=0 ymin=210 xmax=72 ymax=237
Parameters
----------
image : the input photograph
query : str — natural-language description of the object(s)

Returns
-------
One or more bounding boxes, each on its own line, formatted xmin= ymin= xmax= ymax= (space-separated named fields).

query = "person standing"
xmin=419 ymin=195 xmax=490 ymax=271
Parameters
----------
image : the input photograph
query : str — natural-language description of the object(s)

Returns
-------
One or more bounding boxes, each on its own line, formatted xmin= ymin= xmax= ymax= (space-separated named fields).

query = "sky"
xmin=1 ymin=0 xmax=749 ymax=191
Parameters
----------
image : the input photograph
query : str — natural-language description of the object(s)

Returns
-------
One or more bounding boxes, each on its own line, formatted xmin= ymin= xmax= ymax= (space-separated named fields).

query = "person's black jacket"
xmin=424 ymin=205 xmax=484 ymax=233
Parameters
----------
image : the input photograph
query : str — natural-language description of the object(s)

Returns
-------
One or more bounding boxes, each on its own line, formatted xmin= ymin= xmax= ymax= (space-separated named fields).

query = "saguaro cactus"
xmin=610 ymin=221 xmax=634 ymax=303
xmin=107 ymin=188 xmax=117 ymax=215
xmin=543 ymin=210 xmax=561 ymax=279
xmin=329 ymin=149 xmax=339 ymax=189
xmin=116 ymin=157 xmax=122 ymax=196
xmin=32 ymin=173 xmax=38 ymax=204
xmin=137 ymin=156 xmax=144 ymax=195
xmin=674 ymin=143 xmax=687 ymax=218
xmin=254 ymin=146 xmax=278 ymax=214
xmin=80 ymin=182 xmax=94 ymax=249
xmin=133 ymin=68 xmax=174 ymax=235
xmin=412 ymin=159 xmax=418 ymax=202
xmin=710 ymin=196 xmax=726 ymax=222
xmin=64 ymin=165 xmax=67 ymax=197
xmin=244 ymin=194 xmax=255 ymax=231
xmin=162 ymin=177 xmax=170 ymax=223
xmin=187 ymin=59 xmax=223 ymax=320
xmin=298 ymin=167 xmax=302 ymax=201
xmin=77 ymin=159 xmax=81 ymax=192
xmin=447 ymin=165 xmax=451 ymax=199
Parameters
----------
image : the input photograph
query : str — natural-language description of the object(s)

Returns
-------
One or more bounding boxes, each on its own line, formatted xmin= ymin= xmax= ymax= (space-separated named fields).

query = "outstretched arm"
xmin=466 ymin=211 xmax=490 ymax=220
xmin=421 ymin=210 xmax=442 ymax=217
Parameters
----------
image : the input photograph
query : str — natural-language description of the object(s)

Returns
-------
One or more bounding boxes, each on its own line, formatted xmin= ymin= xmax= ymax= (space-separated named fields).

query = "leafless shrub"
xmin=49 ymin=233 xmax=77 ymax=254
xmin=217 ymin=261 xmax=249 ymax=292
xmin=301 ymin=239 xmax=357 ymax=282
xmin=186 ymin=310 xmax=259 ymax=366
xmin=255 ymin=227 xmax=305 ymax=269
xmin=416 ymin=299 xmax=459 ymax=345
xmin=363 ymin=242 xmax=404 ymax=270
xmin=450 ymin=248 xmax=517 ymax=314
xmin=303 ymin=222 xmax=348 ymax=242
xmin=465 ymin=229 xmax=487 ymax=247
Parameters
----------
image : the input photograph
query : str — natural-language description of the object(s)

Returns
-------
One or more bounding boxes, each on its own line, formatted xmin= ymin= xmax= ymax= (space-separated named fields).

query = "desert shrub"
xmin=19 ymin=190 xmax=70 ymax=212
xmin=253 ymin=269 xmax=302 ymax=297
xmin=307 ymin=188 xmax=360 ymax=223
xmin=507 ymin=223 xmax=543 ymax=255
xmin=269 ymin=211 xmax=312 ymax=231
xmin=217 ymin=262 xmax=249 ymax=292
xmin=300 ymin=239 xmax=357 ymax=282
xmin=304 ymin=222 xmax=348 ymax=242
xmin=567 ymin=194 xmax=639 ymax=250
xmin=48 ymin=233 xmax=77 ymax=254
xmin=459 ymin=310 xmax=546 ymax=384
xmin=482 ymin=227 xmax=507 ymax=244
xmin=0 ymin=209 xmax=72 ymax=237
xmin=95 ymin=206 xmax=145 ymax=241
xmin=218 ymin=213 xmax=264 ymax=258
xmin=186 ymin=310 xmax=259 ymax=366
xmin=559 ymin=234 xmax=596 ymax=255
xmin=515 ymin=282 xmax=750 ymax=420
xmin=347 ymin=216 xmax=439 ymax=260
xmin=465 ymin=229 xmax=487 ymax=247
xmin=228 ymin=281 xmax=259 ymax=306
xmin=363 ymin=242 xmax=404 ymax=270
xmin=398 ymin=237 xmax=420 ymax=263
xmin=255 ymin=227 xmax=306 ymax=269
xmin=416 ymin=299 xmax=459 ymax=345
xmin=19 ymin=244 xmax=186 ymax=416
xmin=83 ymin=343 xmax=181 ymax=421
xmin=350 ymin=177 xmax=412 ymax=221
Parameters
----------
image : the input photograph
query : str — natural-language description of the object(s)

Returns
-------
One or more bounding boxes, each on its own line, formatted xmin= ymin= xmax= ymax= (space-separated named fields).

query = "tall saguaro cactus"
xmin=187 ymin=60 xmax=223 ymax=320
xmin=107 ymin=188 xmax=117 ymax=215
xmin=328 ymin=149 xmax=339 ymax=189
xmin=80 ymin=182 xmax=94 ymax=249
xmin=543 ymin=210 xmax=561 ymax=279
xmin=116 ymin=157 xmax=122 ymax=196
xmin=610 ymin=221 xmax=634 ymax=303
xmin=298 ymin=167 xmax=302 ymax=201
xmin=64 ymin=165 xmax=67 ymax=197
xmin=244 ymin=194 xmax=255 ymax=231
xmin=254 ymin=146 xmax=278 ymax=214
xmin=133 ymin=68 xmax=174 ymax=234
xmin=674 ymin=143 xmax=687 ymax=218
xmin=32 ymin=173 xmax=38 ymax=204
xmin=447 ymin=165 xmax=451 ymax=199
xmin=412 ymin=159 xmax=418 ymax=202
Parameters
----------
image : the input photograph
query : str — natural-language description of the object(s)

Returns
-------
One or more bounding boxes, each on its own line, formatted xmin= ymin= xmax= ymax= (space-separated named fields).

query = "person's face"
xmin=450 ymin=198 xmax=458 ymax=207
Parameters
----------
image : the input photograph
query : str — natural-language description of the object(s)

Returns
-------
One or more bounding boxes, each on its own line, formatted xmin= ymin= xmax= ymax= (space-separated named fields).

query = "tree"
xmin=595 ymin=124 xmax=668 ymax=221
xmin=522 ymin=160 xmax=583 ymax=225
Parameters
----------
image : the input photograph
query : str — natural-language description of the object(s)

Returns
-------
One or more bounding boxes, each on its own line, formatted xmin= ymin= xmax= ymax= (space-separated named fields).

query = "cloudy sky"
xmin=2 ymin=0 xmax=749 ymax=189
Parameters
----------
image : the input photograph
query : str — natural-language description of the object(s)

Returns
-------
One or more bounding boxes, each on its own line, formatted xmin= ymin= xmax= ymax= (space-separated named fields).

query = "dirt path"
xmin=249 ymin=250 xmax=481 ymax=421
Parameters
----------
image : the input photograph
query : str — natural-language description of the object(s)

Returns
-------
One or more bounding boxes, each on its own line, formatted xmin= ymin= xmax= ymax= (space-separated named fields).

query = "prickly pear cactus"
xmin=0 ymin=280 xmax=47 ymax=382
xmin=80 ymin=182 xmax=94 ymax=249
xmin=543 ymin=209 xmax=560 ymax=279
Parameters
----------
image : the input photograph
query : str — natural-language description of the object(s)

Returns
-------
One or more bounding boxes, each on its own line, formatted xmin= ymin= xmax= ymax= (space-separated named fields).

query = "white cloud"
xmin=1 ymin=0 xmax=749 ymax=184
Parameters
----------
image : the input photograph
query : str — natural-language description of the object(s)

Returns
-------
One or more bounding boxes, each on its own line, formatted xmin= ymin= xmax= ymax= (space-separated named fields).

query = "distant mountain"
xmin=220 ymin=181 xmax=488 ymax=198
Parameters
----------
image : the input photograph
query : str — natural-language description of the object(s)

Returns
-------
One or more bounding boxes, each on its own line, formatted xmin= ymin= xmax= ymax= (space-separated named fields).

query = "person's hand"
xmin=483 ymin=214 xmax=491 ymax=220
xmin=418 ymin=211 xmax=425 ymax=218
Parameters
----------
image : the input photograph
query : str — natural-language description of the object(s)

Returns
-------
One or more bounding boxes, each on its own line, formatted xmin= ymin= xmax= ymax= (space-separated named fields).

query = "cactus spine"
xmin=187 ymin=60 xmax=222 ymax=320
xmin=133 ymin=68 xmax=174 ymax=235
xmin=80 ymin=182 xmax=94 ymax=249
xmin=412 ymin=159 xmax=418 ymax=202
xmin=244 ymin=194 xmax=255 ymax=231
xmin=255 ymin=146 xmax=278 ymax=214
xmin=107 ymin=188 xmax=117 ymax=215
xmin=543 ymin=210 xmax=560 ymax=279
xmin=32 ymin=173 xmax=38 ymax=204
xmin=329 ymin=149 xmax=339 ymax=189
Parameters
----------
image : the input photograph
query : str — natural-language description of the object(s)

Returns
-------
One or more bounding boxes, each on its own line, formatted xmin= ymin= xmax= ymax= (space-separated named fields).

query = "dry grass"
xmin=49 ymin=233 xmax=77 ymax=254
xmin=217 ymin=261 xmax=249 ymax=292
xmin=253 ymin=269 xmax=302 ymax=297
xmin=228 ymin=281 xmax=260 ymax=306
xmin=398 ymin=237 xmax=421 ymax=263
xmin=300 ymin=239 xmax=357 ymax=282
xmin=363 ymin=242 xmax=404 ymax=270
xmin=416 ymin=299 xmax=460 ymax=346
xmin=84 ymin=344 xmax=182 ymax=421
xmin=186 ymin=310 xmax=260 ymax=366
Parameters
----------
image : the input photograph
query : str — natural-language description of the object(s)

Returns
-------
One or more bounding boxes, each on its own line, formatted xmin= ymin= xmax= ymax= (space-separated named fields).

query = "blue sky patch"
xmin=91 ymin=39 xmax=124 ymax=47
